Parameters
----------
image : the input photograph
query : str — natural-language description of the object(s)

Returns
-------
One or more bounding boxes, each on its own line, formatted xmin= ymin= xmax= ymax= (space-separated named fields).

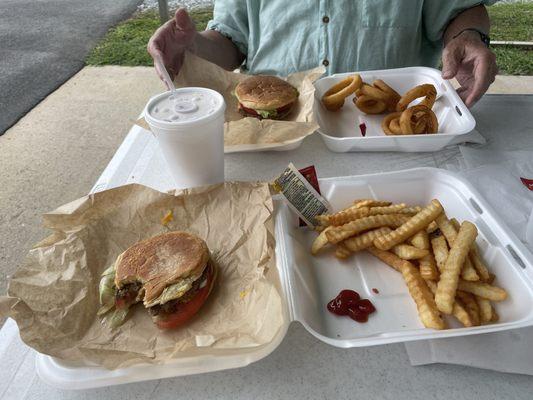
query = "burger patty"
xmin=115 ymin=281 xmax=143 ymax=308
xmin=148 ymin=265 xmax=209 ymax=317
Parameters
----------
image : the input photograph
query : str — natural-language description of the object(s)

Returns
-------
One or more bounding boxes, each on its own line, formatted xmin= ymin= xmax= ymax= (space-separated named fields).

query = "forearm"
xmin=192 ymin=30 xmax=245 ymax=70
xmin=443 ymin=5 xmax=490 ymax=46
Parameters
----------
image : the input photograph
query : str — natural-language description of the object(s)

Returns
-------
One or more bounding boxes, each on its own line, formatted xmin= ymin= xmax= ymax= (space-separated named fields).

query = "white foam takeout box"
xmin=36 ymin=168 xmax=533 ymax=389
xmin=313 ymin=67 xmax=476 ymax=152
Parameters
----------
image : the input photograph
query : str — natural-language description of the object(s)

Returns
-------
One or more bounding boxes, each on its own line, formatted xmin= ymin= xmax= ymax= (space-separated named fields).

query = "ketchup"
xmin=359 ymin=122 xmax=367 ymax=137
xmin=327 ymin=289 xmax=376 ymax=323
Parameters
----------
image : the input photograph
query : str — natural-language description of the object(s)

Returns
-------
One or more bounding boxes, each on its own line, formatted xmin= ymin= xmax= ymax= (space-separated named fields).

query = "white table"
xmin=2 ymin=95 xmax=533 ymax=399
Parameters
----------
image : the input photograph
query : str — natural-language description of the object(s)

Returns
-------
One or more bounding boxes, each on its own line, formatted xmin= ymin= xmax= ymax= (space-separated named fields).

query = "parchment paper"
xmin=0 ymin=182 xmax=284 ymax=369
xmin=138 ymin=52 xmax=324 ymax=150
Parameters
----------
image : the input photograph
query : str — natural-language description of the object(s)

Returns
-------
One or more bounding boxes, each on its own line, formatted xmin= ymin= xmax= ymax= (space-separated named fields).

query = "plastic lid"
xmin=145 ymin=87 xmax=225 ymax=129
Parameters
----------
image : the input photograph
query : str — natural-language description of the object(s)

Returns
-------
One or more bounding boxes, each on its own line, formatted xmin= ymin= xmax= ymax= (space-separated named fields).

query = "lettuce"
xmin=257 ymin=109 xmax=277 ymax=119
xmin=97 ymin=264 xmax=117 ymax=316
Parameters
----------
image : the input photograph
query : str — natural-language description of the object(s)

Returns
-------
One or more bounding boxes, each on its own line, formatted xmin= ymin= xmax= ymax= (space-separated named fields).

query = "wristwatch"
xmin=453 ymin=28 xmax=491 ymax=47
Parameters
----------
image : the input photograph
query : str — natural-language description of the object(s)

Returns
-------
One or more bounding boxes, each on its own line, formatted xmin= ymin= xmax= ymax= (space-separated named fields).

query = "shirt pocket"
xmin=362 ymin=0 xmax=422 ymax=28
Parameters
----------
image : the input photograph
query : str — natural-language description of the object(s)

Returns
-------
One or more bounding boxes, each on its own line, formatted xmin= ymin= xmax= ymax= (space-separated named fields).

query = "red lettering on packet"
xmin=298 ymin=165 xmax=321 ymax=226
xmin=520 ymin=177 xmax=533 ymax=191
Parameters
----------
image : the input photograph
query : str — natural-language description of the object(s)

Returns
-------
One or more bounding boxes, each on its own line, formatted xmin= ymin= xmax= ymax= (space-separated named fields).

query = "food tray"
xmin=314 ymin=67 xmax=476 ymax=152
xmin=35 ymin=168 xmax=533 ymax=389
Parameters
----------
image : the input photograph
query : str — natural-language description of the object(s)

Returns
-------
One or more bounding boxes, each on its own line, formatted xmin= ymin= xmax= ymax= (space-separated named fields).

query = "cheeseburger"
xmin=98 ymin=231 xmax=216 ymax=330
xmin=235 ymin=75 xmax=299 ymax=120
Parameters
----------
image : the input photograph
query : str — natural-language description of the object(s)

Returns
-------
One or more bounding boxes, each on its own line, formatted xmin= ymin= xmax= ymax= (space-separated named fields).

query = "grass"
xmin=488 ymin=2 xmax=532 ymax=41
xmin=487 ymin=2 xmax=532 ymax=75
xmin=86 ymin=9 xmax=213 ymax=66
xmin=87 ymin=4 xmax=532 ymax=75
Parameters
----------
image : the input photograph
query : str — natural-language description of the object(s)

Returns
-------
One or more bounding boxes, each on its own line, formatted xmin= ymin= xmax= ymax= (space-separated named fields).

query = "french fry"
xmin=373 ymin=199 xmax=444 ymax=250
xmin=367 ymin=246 xmax=403 ymax=272
xmin=400 ymin=259 xmax=446 ymax=330
xmin=456 ymin=291 xmax=480 ymax=326
xmin=435 ymin=221 xmax=478 ymax=314
xmin=426 ymin=280 xmax=473 ymax=327
xmin=469 ymin=244 xmax=491 ymax=281
xmin=411 ymin=231 xmax=439 ymax=280
xmin=445 ymin=218 xmax=479 ymax=281
xmin=343 ymin=227 xmax=392 ymax=252
xmin=397 ymin=206 xmax=423 ymax=215
xmin=486 ymin=272 xmax=496 ymax=285
xmin=436 ymin=214 xmax=457 ymax=246
xmin=430 ymin=232 xmax=449 ymax=273
xmin=367 ymin=248 xmax=445 ymax=329
xmin=316 ymin=206 xmax=370 ymax=227
xmin=410 ymin=230 xmax=430 ymax=250
xmin=426 ymin=221 xmax=439 ymax=233
xmin=335 ymin=243 xmax=352 ymax=259
xmin=452 ymin=298 xmax=476 ymax=327
xmin=368 ymin=204 xmax=406 ymax=215
xmin=392 ymin=244 xmax=429 ymax=260
xmin=457 ymin=280 xmax=508 ymax=302
xmin=491 ymin=305 xmax=499 ymax=322
xmin=476 ymin=296 xmax=492 ymax=324
xmin=353 ymin=199 xmax=392 ymax=208
xmin=451 ymin=218 xmax=490 ymax=280
xmin=326 ymin=214 xmax=409 ymax=244
xmin=311 ymin=226 xmax=334 ymax=255
xmin=461 ymin=261 xmax=480 ymax=282
xmin=419 ymin=253 xmax=440 ymax=281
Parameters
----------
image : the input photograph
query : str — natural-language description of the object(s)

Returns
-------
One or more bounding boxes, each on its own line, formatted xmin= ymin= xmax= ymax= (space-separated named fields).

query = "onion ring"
xmin=399 ymin=105 xmax=438 ymax=134
xmin=358 ymin=83 xmax=391 ymax=102
xmin=373 ymin=80 xmax=401 ymax=111
xmin=354 ymin=80 xmax=401 ymax=114
xmin=322 ymin=75 xmax=362 ymax=111
xmin=381 ymin=112 xmax=403 ymax=135
xmin=354 ymin=94 xmax=388 ymax=114
xmin=396 ymin=84 xmax=437 ymax=112
xmin=390 ymin=118 xmax=402 ymax=134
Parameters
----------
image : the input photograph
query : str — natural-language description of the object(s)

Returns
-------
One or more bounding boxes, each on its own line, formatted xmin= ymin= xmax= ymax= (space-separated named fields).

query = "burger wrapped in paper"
xmin=98 ymin=231 xmax=216 ymax=330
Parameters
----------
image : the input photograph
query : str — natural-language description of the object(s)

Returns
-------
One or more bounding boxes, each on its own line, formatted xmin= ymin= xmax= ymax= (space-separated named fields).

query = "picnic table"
xmin=1 ymin=94 xmax=532 ymax=399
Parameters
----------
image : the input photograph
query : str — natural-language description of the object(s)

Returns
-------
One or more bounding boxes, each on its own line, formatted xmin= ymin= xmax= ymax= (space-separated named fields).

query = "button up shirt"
xmin=207 ymin=0 xmax=495 ymax=76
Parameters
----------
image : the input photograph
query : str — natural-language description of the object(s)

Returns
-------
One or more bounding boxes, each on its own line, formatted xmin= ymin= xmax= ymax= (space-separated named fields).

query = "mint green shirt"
xmin=207 ymin=0 xmax=495 ymax=76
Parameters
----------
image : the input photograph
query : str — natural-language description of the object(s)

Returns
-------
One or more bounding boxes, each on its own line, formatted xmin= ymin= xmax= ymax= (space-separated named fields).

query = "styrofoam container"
xmin=36 ymin=168 xmax=533 ymax=389
xmin=314 ymin=67 xmax=476 ymax=152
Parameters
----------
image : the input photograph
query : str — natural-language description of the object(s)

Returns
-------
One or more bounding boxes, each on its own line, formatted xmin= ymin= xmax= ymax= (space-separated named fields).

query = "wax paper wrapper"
xmin=0 ymin=182 xmax=285 ymax=369
xmin=138 ymin=52 xmax=324 ymax=151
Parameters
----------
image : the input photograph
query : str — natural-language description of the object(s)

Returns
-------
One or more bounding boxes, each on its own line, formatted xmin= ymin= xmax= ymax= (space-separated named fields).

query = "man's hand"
xmin=147 ymin=8 xmax=197 ymax=88
xmin=442 ymin=31 xmax=498 ymax=108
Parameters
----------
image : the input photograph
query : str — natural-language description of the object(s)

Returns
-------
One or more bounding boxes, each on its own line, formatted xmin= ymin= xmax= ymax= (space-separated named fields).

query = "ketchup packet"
xmin=298 ymin=165 xmax=322 ymax=226
xmin=273 ymin=163 xmax=331 ymax=227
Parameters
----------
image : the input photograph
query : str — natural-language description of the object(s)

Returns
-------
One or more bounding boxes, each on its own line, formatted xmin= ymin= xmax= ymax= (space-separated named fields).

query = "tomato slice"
xmin=155 ymin=263 xmax=215 ymax=330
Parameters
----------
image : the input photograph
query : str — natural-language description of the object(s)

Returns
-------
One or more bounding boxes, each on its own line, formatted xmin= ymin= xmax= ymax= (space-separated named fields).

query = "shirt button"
xmin=322 ymin=16 xmax=329 ymax=23
xmin=322 ymin=59 xmax=329 ymax=67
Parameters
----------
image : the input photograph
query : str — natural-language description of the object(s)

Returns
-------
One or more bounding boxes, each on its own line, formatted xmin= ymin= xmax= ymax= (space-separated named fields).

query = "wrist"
xmin=188 ymin=31 xmax=201 ymax=54
xmin=452 ymin=28 xmax=490 ymax=47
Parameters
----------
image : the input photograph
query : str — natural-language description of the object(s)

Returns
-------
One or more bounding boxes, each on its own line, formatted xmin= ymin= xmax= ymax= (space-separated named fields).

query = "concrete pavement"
xmin=0 ymin=66 xmax=162 ymax=295
xmin=0 ymin=0 xmax=142 ymax=135
xmin=0 ymin=67 xmax=532 ymax=296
